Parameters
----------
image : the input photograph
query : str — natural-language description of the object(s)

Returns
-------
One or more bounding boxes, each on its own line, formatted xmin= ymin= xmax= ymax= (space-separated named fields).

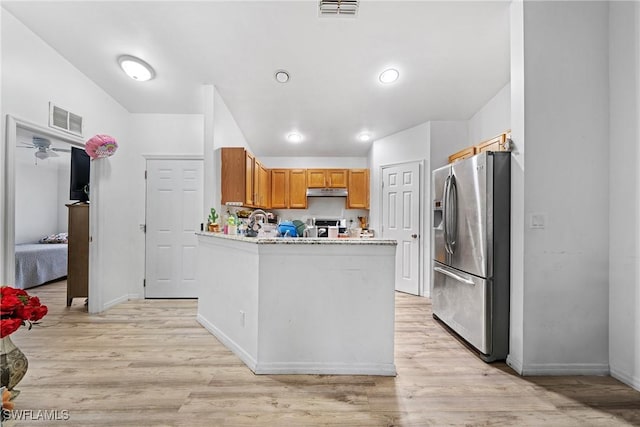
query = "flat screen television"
xmin=70 ymin=146 xmax=90 ymax=202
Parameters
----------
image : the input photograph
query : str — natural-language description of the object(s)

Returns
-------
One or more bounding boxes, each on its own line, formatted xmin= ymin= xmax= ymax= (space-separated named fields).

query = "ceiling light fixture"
xmin=118 ymin=55 xmax=155 ymax=81
xmin=275 ymin=70 xmax=290 ymax=83
xmin=379 ymin=68 xmax=399 ymax=84
xmin=287 ymin=132 xmax=303 ymax=143
xmin=358 ymin=132 xmax=371 ymax=142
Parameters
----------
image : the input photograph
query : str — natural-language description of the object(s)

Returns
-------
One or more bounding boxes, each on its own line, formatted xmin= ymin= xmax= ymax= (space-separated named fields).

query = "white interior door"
xmin=382 ymin=162 xmax=421 ymax=295
xmin=145 ymin=158 xmax=203 ymax=298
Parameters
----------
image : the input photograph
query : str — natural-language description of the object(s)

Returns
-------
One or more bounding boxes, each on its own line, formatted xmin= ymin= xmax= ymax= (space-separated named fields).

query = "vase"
xmin=0 ymin=335 xmax=28 ymax=398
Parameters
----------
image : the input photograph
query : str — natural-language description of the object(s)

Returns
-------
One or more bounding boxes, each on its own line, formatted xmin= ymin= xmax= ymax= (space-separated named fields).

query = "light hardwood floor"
xmin=7 ymin=280 xmax=640 ymax=426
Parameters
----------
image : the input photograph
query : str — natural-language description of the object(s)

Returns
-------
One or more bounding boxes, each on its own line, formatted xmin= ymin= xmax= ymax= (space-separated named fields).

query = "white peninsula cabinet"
xmin=196 ymin=233 xmax=397 ymax=376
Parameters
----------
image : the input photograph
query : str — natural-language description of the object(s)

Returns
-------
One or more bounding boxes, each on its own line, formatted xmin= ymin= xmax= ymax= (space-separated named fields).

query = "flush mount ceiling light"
xmin=275 ymin=70 xmax=290 ymax=83
xmin=357 ymin=132 xmax=371 ymax=142
xmin=379 ymin=68 xmax=399 ymax=84
xmin=118 ymin=55 xmax=155 ymax=81
xmin=287 ymin=132 xmax=303 ymax=143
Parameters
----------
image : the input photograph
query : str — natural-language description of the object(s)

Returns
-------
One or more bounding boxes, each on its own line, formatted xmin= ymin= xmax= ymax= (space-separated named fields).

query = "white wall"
xmin=468 ymin=82 xmax=511 ymax=146
xmin=261 ymin=157 xmax=368 ymax=169
xmin=2 ymin=10 xmax=130 ymax=313
xmin=204 ymin=86 xmax=252 ymax=222
xmin=429 ymin=121 xmax=469 ymax=172
xmin=2 ymin=11 xmax=205 ymax=311
xmin=511 ymin=1 xmax=610 ymax=375
xmin=14 ymin=146 xmax=70 ymax=244
xmin=127 ymin=113 xmax=204 ymax=298
xmin=369 ymin=122 xmax=431 ymax=295
xmin=608 ymin=1 xmax=640 ymax=390
xmin=508 ymin=0 xmax=526 ymax=373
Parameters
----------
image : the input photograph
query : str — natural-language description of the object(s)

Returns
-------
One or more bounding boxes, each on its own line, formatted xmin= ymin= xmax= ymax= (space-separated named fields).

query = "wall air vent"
xmin=49 ymin=102 xmax=83 ymax=137
xmin=319 ymin=0 xmax=359 ymax=16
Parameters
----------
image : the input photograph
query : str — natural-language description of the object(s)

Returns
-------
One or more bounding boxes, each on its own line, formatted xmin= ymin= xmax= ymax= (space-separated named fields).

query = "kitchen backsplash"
xmin=270 ymin=197 xmax=368 ymax=226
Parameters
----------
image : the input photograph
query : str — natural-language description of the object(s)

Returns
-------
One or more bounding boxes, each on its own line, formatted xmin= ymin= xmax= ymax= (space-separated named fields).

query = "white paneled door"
xmin=145 ymin=158 xmax=203 ymax=298
xmin=382 ymin=162 xmax=421 ymax=295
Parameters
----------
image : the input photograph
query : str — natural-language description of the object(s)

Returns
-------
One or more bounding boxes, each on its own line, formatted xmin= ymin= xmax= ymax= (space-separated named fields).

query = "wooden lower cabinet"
xmin=347 ymin=169 xmax=369 ymax=209
xmin=66 ymin=203 xmax=89 ymax=306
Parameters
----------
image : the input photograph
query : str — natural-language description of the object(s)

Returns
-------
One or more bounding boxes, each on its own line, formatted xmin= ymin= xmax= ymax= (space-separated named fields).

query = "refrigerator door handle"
xmin=442 ymin=176 xmax=451 ymax=254
xmin=434 ymin=266 xmax=475 ymax=286
xmin=449 ymin=175 xmax=458 ymax=254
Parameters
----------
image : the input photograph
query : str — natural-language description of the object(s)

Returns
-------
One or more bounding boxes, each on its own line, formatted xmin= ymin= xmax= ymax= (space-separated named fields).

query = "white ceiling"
xmin=3 ymin=1 xmax=511 ymax=157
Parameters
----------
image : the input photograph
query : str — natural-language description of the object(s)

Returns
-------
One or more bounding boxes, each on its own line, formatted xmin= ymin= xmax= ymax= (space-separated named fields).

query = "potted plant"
xmin=207 ymin=208 xmax=219 ymax=232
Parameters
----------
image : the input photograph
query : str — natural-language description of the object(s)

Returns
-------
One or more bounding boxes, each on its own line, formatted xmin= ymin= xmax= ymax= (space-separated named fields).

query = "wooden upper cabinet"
xmin=245 ymin=151 xmax=256 ymax=206
xmin=327 ymin=169 xmax=347 ymax=188
xmin=306 ymin=169 xmax=347 ymax=188
xmin=448 ymin=146 xmax=476 ymax=164
xmin=347 ymin=169 xmax=369 ymax=209
xmin=220 ymin=147 xmax=268 ymax=208
xmin=257 ymin=162 xmax=271 ymax=209
xmin=221 ymin=147 xmax=248 ymax=206
xmin=270 ymin=169 xmax=289 ymax=209
xmin=475 ymin=133 xmax=507 ymax=154
xmin=306 ymin=169 xmax=327 ymax=188
xmin=289 ymin=169 xmax=307 ymax=209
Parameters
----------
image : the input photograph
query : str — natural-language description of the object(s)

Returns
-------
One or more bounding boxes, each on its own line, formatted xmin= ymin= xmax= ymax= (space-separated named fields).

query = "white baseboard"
xmin=196 ymin=315 xmax=396 ymax=376
xmin=196 ymin=314 xmax=257 ymax=371
xmin=520 ymin=362 xmax=609 ymax=376
xmin=254 ymin=361 xmax=397 ymax=376
xmin=610 ymin=366 xmax=640 ymax=392
xmin=101 ymin=293 xmax=129 ymax=311
xmin=506 ymin=354 xmax=523 ymax=374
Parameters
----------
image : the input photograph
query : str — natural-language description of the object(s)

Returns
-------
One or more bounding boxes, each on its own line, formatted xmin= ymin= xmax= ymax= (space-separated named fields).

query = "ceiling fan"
xmin=18 ymin=136 xmax=71 ymax=160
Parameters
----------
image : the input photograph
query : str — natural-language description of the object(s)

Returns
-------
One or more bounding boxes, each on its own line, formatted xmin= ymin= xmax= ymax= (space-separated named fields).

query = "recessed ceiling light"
xmin=275 ymin=70 xmax=290 ymax=83
xmin=379 ymin=68 xmax=399 ymax=84
xmin=287 ymin=132 xmax=303 ymax=143
xmin=358 ymin=132 xmax=371 ymax=142
xmin=118 ymin=55 xmax=155 ymax=81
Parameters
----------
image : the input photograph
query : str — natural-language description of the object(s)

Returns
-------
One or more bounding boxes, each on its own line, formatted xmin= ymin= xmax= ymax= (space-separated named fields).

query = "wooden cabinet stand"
xmin=66 ymin=203 xmax=89 ymax=306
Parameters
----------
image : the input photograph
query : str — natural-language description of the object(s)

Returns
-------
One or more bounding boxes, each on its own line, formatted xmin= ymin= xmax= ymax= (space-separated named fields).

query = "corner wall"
xmin=608 ymin=1 xmax=640 ymax=390
xmin=513 ymin=0 xmax=610 ymax=375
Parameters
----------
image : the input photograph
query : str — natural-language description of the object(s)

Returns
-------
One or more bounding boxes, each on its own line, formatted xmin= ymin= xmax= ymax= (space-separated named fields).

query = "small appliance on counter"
xmin=314 ymin=218 xmax=346 ymax=238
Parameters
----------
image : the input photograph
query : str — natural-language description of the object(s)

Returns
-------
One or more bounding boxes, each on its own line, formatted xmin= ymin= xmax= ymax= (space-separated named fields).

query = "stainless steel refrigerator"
xmin=431 ymin=151 xmax=510 ymax=362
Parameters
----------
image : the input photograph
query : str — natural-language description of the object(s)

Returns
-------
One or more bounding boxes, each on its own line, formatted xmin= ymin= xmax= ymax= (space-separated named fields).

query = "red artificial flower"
xmin=30 ymin=305 xmax=48 ymax=322
xmin=0 ymin=318 xmax=23 ymax=338
xmin=0 ymin=285 xmax=48 ymax=337
xmin=0 ymin=294 xmax=21 ymax=315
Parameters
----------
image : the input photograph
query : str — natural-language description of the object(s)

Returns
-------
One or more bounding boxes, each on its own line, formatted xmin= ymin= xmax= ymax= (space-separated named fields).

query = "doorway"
xmin=144 ymin=157 xmax=204 ymax=298
xmin=1 ymin=116 xmax=86 ymax=288
xmin=381 ymin=161 xmax=422 ymax=295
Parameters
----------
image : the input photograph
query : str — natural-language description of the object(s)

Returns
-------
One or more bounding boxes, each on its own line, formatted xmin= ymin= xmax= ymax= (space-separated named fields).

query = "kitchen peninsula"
xmin=196 ymin=232 xmax=397 ymax=376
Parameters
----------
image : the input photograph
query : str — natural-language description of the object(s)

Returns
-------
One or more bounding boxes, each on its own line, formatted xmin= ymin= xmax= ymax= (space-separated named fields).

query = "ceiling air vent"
xmin=49 ymin=102 xmax=83 ymax=137
xmin=319 ymin=0 xmax=359 ymax=16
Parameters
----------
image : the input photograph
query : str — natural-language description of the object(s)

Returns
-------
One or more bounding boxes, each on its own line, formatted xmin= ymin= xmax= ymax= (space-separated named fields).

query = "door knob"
xmin=411 ymin=234 xmax=418 ymax=239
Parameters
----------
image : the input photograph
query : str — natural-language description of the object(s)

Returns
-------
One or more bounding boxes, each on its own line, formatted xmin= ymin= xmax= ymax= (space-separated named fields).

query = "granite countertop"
xmin=196 ymin=232 xmax=396 ymax=245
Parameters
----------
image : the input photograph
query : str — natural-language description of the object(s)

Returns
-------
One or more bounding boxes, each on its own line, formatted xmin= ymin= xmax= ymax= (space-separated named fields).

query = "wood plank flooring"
xmin=6 ymin=280 xmax=640 ymax=426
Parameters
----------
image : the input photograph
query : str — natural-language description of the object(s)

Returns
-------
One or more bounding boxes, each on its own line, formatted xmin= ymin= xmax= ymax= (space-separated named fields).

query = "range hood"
xmin=306 ymin=188 xmax=348 ymax=197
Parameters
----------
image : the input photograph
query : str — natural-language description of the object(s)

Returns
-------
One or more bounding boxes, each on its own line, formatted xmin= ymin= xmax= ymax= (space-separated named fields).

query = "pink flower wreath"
xmin=85 ymin=134 xmax=118 ymax=159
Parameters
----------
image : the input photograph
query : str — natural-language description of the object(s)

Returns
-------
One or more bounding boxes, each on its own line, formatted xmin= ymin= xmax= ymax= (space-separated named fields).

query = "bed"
xmin=15 ymin=243 xmax=68 ymax=289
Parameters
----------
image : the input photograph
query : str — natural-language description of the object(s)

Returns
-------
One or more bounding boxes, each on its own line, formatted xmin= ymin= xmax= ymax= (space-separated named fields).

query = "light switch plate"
xmin=529 ymin=213 xmax=547 ymax=229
